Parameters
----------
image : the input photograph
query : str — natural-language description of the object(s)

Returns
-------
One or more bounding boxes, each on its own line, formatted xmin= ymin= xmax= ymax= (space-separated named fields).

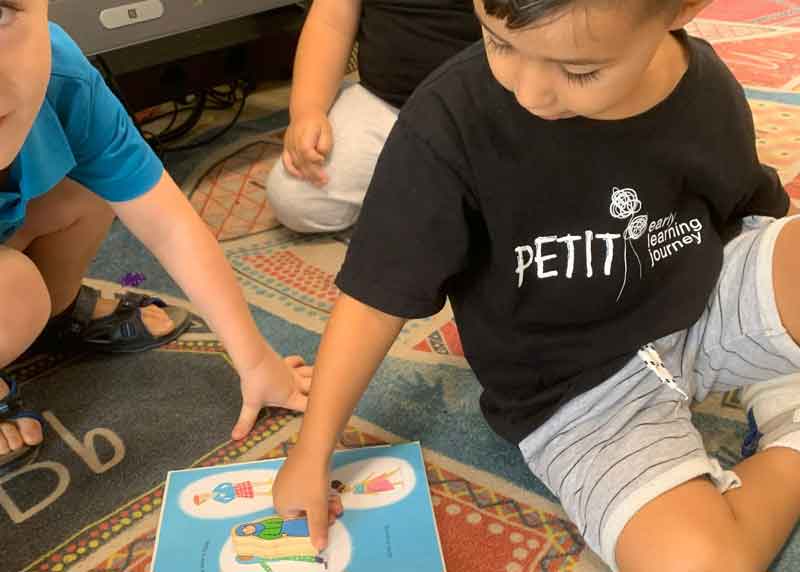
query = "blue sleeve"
xmin=47 ymin=22 xmax=163 ymax=202
xmin=67 ymin=69 xmax=164 ymax=202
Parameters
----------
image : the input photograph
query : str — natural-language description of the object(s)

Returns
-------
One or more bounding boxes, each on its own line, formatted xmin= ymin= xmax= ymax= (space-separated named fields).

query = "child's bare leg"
xmin=0 ymin=247 xmax=51 ymax=454
xmin=773 ymin=216 xmax=800 ymax=344
xmin=617 ymin=447 xmax=800 ymax=572
xmin=618 ymin=218 xmax=800 ymax=572
xmin=5 ymin=178 xmax=172 ymax=335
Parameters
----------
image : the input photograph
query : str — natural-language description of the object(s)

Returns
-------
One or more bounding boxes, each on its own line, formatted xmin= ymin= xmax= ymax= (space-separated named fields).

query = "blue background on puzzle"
xmin=152 ymin=443 xmax=443 ymax=572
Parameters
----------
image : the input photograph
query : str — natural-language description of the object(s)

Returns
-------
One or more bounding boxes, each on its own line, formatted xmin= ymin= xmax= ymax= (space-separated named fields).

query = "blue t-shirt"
xmin=0 ymin=22 xmax=163 ymax=241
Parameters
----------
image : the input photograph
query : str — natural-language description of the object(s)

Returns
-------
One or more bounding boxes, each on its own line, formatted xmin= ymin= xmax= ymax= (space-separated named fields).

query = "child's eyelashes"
xmin=484 ymin=36 xmax=603 ymax=88
xmin=485 ymin=35 xmax=513 ymax=55
xmin=484 ymin=33 xmax=603 ymax=88
xmin=563 ymin=69 xmax=601 ymax=87
xmin=0 ymin=2 xmax=21 ymax=27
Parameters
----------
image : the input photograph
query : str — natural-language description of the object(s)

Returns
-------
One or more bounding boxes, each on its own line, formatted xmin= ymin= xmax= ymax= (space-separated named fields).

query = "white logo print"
xmin=609 ymin=187 xmax=648 ymax=301
xmin=512 ymin=185 xmax=705 ymax=297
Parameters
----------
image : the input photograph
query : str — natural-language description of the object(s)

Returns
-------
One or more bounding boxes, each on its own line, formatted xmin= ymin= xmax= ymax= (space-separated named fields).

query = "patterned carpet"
xmin=4 ymin=3 xmax=800 ymax=571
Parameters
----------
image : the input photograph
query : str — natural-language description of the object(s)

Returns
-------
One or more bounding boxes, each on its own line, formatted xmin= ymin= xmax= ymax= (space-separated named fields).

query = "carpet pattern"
xmin=3 ymin=3 xmax=800 ymax=571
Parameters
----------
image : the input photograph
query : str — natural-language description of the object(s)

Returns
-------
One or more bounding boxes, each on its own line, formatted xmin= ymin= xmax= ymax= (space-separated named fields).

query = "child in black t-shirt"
xmin=272 ymin=1 xmax=800 ymax=570
xmin=264 ymin=0 xmax=479 ymax=233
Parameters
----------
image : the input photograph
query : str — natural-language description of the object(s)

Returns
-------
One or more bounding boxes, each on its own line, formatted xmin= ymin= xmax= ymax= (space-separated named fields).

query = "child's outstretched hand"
xmin=231 ymin=354 xmax=312 ymax=440
xmin=282 ymin=111 xmax=333 ymax=188
xmin=273 ymin=446 xmax=341 ymax=551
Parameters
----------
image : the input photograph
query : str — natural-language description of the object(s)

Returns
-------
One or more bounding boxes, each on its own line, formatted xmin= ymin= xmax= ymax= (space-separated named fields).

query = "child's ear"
xmin=668 ymin=0 xmax=713 ymax=30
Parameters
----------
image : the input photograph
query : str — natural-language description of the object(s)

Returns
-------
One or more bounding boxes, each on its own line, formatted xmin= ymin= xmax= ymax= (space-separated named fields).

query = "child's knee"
xmin=24 ymin=178 xmax=113 ymax=238
xmin=0 ymin=249 xmax=50 ymax=364
xmin=61 ymin=178 xmax=114 ymax=224
xmin=618 ymin=525 xmax=755 ymax=572
xmin=773 ymin=217 xmax=800 ymax=343
xmin=615 ymin=478 xmax=759 ymax=572
xmin=265 ymin=165 xmax=360 ymax=233
xmin=774 ymin=215 xmax=800 ymax=259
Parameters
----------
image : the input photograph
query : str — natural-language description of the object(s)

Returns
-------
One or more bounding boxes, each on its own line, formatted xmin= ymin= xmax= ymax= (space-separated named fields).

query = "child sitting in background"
xmin=264 ymin=0 xmax=480 ymax=233
xmin=0 ymin=2 xmax=311 ymax=474
xmin=272 ymin=0 xmax=800 ymax=570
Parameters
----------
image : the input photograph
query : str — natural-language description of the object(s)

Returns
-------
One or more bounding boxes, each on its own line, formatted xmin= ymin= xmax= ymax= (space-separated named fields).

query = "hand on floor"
xmin=231 ymin=354 xmax=313 ymax=440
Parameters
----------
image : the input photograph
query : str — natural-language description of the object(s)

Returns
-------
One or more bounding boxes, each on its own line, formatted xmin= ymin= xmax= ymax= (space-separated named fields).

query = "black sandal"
xmin=0 ymin=374 xmax=44 ymax=476
xmin=74 ymin=286 xmax=193 ymax=353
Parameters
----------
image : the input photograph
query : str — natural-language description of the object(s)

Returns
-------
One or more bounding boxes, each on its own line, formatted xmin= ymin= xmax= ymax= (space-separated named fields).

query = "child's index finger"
xmin=306 ymin=505 xmax=330 ymax=552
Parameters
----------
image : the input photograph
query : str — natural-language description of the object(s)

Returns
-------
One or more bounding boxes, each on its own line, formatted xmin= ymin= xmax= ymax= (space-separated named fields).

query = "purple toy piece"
xmin=119 ymin=272 xmax=147 ymax=288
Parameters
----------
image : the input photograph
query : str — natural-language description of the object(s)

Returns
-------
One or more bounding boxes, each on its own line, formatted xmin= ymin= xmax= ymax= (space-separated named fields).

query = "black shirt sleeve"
xmin=726 ymin=85 xmax=790 ymax=219
xmin=732 ymin=163 xmax=790 ymax=219
xmin=336 ymin=116 xmax=477 ymax=319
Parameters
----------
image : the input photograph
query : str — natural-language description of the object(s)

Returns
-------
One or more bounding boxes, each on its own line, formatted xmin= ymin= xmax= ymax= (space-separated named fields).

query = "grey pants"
xmin=519 ymin=215 xmax=800 ymax=570
xmin=265 ymin=83 xmax=399 ymax=233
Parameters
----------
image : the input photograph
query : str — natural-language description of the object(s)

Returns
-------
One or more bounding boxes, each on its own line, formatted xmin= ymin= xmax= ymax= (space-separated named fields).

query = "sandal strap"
xmin=70 ymin=285 xmax=101 ymax=332
xmin=80 ymin=292 xmax=167 ymax=346
xmin=8 ymin=409 xmax=45 ymax=426
xmin=72 ymin=288 xmax=165 ymax=339
xmin=115 ymin=291 xmax=167 ymax=311
xmin=0 ymin=375 xmax=23 ymax=421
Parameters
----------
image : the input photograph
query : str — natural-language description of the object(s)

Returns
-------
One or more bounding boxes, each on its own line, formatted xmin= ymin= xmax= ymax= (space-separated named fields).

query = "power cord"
xmin=137 ymin=80 xmax=251 ymax=156
xmin=95 ymin=55 xmax=254 ymax=158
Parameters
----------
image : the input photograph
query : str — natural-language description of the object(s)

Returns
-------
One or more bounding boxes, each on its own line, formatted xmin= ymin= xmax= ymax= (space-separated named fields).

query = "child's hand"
xmin=282 ymin=111 xmax=333 ymax=187
xmin=273 ymin=446 xmax=341 ymax=551
xmin=231 ymin=355 xmax=313 ymax=440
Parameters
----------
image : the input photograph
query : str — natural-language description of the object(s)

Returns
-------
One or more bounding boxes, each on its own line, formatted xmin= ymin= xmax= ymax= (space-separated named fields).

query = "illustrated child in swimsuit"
xmin=331 ymin=467 xmax=403 ymax=495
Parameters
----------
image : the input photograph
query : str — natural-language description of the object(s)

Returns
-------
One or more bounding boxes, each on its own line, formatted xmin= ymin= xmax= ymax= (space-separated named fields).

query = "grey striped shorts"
xmin=519 ymin=215 xmax=800 ymax=570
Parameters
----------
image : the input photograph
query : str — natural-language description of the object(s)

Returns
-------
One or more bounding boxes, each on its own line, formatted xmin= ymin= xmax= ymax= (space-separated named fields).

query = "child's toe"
xmin=18 ymin=417 xmax=43 ymax=447
xmin=0 ymin=422 xmax=24 ymax=451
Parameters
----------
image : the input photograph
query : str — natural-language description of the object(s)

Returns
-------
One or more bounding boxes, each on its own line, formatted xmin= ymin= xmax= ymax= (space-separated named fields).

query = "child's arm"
xmin=272 ymin=293 xmax=405 ymax=550
xmin=291 ymin=0 xmax=360 ymax=123
xmin=112 ymin=170 xmax=308 ymax=437
xmin=282 ymin=0 xmax=361 ymax=186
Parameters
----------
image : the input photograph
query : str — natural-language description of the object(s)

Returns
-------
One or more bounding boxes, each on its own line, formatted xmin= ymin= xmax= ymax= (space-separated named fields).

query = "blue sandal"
xmin=0 ymin=374 xmax=44 ymax=476
xmin=33 ymin=285 xmax=192 ymax=354
xmin=74 ymin=286 xmax=192 ymax=353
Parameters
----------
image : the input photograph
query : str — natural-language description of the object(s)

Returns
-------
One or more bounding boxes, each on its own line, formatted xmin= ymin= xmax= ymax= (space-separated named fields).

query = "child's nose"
xmin=514 ymin=64 xmax=557 ymax=111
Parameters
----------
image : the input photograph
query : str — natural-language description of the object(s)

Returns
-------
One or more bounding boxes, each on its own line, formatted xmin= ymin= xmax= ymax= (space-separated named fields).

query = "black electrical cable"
xmin=161 ymin=86 xmax=249 ymax=154
xmin=154 ymin=92 xmax=207 ymax=144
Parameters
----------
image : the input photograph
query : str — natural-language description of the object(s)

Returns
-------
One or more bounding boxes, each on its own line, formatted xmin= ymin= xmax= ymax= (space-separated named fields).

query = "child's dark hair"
xmin=482 ymin=0 xmax=681 ymax=30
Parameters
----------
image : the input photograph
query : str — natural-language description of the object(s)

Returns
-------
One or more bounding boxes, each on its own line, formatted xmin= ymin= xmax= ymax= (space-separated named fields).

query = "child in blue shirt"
xmin=0 ymin=3 xmax=311 ymax=473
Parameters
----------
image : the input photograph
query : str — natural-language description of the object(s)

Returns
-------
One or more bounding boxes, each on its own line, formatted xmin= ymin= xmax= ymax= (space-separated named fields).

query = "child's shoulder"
xmin=48 ymin=22 xmax=96 ymax=87
xmin=685 ymin=33 xmax=747 ymax=101
xmin=407 ymin=41 xmax=489 ymax=108
xmin=398 ymin=41 xmax=498 ymax=142
xmin=44 ymin=23 xmax=107 ymax=148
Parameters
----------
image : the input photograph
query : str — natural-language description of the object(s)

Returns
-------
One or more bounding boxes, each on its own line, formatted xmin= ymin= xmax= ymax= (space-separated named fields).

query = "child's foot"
xmin=0 ymin=376 xmax=43 ymax=472
xmin=741 ymin=374 xmax=800 ymax=457
xmin=92 ymin=296 xmax=174 ymax=337
xmin=33 ymin=285 xmax=192 ymax=354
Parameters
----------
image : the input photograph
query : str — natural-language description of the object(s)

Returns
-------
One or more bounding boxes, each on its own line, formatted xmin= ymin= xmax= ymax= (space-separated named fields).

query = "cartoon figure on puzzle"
xmin=231 ymin=515 xmax=327 ymax=571
xmin=331 ymin=467 xmax=404 ymax=495
xmin=193 ymin=478 xmax=274 ymax=506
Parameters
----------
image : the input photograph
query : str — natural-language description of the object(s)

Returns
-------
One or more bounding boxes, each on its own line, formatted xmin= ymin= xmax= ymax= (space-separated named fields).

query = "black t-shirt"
xmin=337 ymin=33 xmax=790 ymax=443
xmin=357 ymin=0 xmax=481 ymax=108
